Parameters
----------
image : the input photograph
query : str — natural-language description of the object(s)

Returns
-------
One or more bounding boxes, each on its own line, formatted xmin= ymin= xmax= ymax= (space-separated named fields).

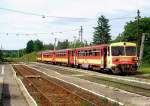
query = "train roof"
xmin=110 ymin=42 xmax=136 ymax=46
xmin=75 ymin=44 xmax=109 ymax=50
xmin=37 ymin=42 xmax=136 ymax=54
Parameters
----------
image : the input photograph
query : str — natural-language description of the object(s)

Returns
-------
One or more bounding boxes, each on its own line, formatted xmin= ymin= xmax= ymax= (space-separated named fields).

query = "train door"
xmin=104 ymin=48 xmax=107 ymax=68
xmin=68 ymin=50 xmax=74 ymax=65
xmin=74 ymin=50 xmax=76 ymax=65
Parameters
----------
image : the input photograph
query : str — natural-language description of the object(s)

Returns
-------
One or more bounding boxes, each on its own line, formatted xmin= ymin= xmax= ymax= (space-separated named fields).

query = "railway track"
xmin=13 ymin=65 xmax=117 ymax=106
xmin=31 ymin=63 xmax=150 ymax=97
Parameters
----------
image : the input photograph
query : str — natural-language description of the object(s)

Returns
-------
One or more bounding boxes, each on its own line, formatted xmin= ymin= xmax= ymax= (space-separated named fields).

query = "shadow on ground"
xmin=2 ymin=83 xmax=11 ymax=106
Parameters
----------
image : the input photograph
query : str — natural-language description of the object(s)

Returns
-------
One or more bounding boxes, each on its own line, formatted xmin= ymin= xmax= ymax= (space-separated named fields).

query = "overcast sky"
xmin=0 ymin=0 xmax=150 ymax=50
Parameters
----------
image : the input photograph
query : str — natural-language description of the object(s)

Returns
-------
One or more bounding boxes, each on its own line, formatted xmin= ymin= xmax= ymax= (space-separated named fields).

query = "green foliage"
xmin=26 ymin=40 xmax=34 ymax=53
xmin=34 ymin=39 xmax=44 ymax=51
xmin=138 ymin=64 xmax=150 ymax=74
xmin=68 ymin=39 xmax=84 ymax=48
xmin=14 ymin=52 xmax=37 ymax=62
xmin=93 ymin=15 xmax=111 ymax=44
xmin=56 ymin=40 xmax=69 ymax=50
xmin=116 ymin=17 xmax=150 ymax=64
xmin=43 ymin=43 xmax=54 ymax=50
xmin=101 ymin=97 xmax=108 ymax=103
xmin=0 ymin=49 xmax=3 ymax=62
xmin=26 ymin=39 xmax=44 ymax=53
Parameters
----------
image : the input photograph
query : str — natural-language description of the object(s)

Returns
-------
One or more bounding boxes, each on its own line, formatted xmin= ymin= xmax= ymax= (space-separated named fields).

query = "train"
xmin=37 ymin=42 xmax=138 ymax=74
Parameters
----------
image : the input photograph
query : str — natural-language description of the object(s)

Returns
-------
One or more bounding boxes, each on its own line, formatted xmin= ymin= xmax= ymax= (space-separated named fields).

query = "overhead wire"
xmin=0 ymin=7 xmax=93 ymax=20
xmin=0 ymin=7 xmax=138 ymax=36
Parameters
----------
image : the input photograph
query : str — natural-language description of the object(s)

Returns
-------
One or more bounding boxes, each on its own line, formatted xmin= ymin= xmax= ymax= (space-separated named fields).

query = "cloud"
xmin=0 ymin=0 xmax=150 ymax=49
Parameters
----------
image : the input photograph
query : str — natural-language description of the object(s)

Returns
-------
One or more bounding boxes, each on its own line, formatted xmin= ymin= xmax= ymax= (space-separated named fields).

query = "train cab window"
xmin=111 ymin=46 xmax=125 ymax=56
xmin=126 ymin=46 xmax=136 ymax=56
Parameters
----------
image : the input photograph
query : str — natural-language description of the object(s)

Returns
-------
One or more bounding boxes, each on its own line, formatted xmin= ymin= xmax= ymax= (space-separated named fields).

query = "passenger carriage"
xmin=37 ymin=52 xmax=42 ymax=62
xmin=75 ymin=45 xmax=108 ymax=69
xmin=55 ymin=49 xmax=69 ymax=64
xmin=42 ymin=50 xmax=54 ymax=63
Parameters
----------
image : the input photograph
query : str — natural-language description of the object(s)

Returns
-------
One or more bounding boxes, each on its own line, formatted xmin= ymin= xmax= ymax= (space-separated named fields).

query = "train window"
xmin=89 ymin=50 xmax=92 ymax=56
xmin=80 ymin=50 xmax=83 ymax=56
xmin=126 ymin=46 xmax=136 ymax=56
xmin=85 ymin=50 xmax=87 ymax=56
xmin=78 ymin=51 xmax=80 ymax=56
xmin=91 ymin=49 xmax=100 ymax=56
xmin=96 ymin=49 xmax=100 ymax=56
xmin=111 ymin=46 xmax=125 ymax=56
xmin=71 ymin=51 xmax=73 ymax=56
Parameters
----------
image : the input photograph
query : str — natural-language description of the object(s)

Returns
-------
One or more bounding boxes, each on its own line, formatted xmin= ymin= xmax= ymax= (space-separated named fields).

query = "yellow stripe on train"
xmin=78 ymin=59 xmax=101 ymax=65
xmin=55 ymin=58 xmax=68 ymax=62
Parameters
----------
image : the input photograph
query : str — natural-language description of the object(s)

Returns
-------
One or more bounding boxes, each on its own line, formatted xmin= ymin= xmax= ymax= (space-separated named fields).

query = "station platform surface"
xmin=0 ymin=64 xmax=28 ymax=106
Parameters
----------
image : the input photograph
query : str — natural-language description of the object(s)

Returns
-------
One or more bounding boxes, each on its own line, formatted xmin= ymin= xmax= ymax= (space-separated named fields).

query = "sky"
xmin=0 ymin=0 xmax=150 ymax=50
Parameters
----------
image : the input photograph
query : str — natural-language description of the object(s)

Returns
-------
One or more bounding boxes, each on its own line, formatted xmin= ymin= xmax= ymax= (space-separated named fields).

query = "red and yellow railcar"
xmin=37 ymin=42 xmax=138 ymax=74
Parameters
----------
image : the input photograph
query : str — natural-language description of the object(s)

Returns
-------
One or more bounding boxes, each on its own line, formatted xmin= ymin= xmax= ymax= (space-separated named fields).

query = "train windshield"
xmin=126 ymin=46 xmax=136 ymax=56
xmin=111 ymin=46 xmax=125 ymax=56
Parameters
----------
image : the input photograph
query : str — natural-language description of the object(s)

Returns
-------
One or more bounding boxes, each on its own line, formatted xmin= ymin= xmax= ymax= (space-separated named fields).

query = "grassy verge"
xmin=7 ymin=52 xmax=37 ymax=62
xmin=138 ymin=64 xmax=150 ymax=74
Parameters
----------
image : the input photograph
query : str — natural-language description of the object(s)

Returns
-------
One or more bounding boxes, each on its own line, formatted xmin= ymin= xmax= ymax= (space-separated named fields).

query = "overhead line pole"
xmin=80 ymin=26 xmax=83 ymax=43
xmin=54 ymin=38 xmax=57 ymax=51
xmin=137 ymin=10 xmax=140 ymax=56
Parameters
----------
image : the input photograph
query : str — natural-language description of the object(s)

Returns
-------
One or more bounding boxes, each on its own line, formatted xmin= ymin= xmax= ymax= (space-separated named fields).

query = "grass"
xmin=101 ymin=97 xmax=108 ymax=103
xmin=81 ymin=101 xmax=93 ymax=106
xmin=35 ymin=97 xmax=41 ymax=106
xmin=78 ymin=75 xmax=150 ymax=97
xmin=7 ymin=52 xmax=37 ymax=62
xmin=138 ymin=64 xmax=150 ymax=74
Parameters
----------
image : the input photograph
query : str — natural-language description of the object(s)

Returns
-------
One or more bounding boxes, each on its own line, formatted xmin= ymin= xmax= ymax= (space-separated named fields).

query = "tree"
xmin=116 ymin=17 xmax=150 ymax=64
xmin=26 ymin=40 xmax=34 ymax=53
xmin=0 ymin=49 xmax=3 ymax=62
xmin=34 ymin=39 xmax=44 ymax=51
xmin=93 ymin=15 xmax=111 ymax=44
xmin=43 ymin=43 xmax=54 ymax=50
xmin=68 ymin=39 xmax=84 ymax=48
xmin=56 ymin=40 xmax=69 ymax=50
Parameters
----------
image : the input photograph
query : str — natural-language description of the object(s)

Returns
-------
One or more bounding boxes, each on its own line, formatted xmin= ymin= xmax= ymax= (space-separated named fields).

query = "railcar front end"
xmin=107 ymin=42 xmax=138 ymax=74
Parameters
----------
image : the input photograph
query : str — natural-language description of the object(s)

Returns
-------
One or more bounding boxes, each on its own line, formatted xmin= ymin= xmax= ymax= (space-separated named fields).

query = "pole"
xmin=139 ymin=33 xmax=146 ymax=66
xmin=18 ymin=50 xmax=19 ymax=58
xmin=78 ymin=30 xmax=81 ymax=41
xmin=80 ymin=26 xmax=83 ymax=43
xmin=54 ymin=38 xmax=57 ymax=51
xmin=137 ymin=10 xmax=140 ymax=56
